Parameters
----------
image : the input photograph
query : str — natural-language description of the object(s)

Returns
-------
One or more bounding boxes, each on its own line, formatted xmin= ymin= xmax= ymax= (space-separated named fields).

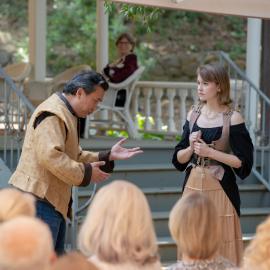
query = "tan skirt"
xmin=182 ymin=166 xmax=243 ymax=266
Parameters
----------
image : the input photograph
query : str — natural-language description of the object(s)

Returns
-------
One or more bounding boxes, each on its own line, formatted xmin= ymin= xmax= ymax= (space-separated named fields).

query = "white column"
xmin=246 ymin=18 xmax=262 ymax=141
xmin=28 ymin=0 xmax=47 ymax=80
xmin=96 ymin=0 xmax=108 ymax=72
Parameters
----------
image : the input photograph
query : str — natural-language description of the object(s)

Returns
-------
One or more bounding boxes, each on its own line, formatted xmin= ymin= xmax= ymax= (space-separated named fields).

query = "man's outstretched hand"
xmin=109 ymin=138 xmax=143 ymax=161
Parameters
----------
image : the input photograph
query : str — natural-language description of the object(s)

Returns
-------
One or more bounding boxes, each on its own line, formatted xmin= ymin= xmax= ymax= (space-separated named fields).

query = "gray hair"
xmin=63 ymin=71 xmax=108 ymax=95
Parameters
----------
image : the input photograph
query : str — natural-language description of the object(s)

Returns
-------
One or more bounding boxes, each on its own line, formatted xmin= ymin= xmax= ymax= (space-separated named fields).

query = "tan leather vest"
xmin=9 ymin=94 xmax=98 ymax=218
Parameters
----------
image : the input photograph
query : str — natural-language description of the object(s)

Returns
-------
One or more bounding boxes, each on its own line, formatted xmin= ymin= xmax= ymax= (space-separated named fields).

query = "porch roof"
xmin=112 ymin=0 xmax=270 ymax=19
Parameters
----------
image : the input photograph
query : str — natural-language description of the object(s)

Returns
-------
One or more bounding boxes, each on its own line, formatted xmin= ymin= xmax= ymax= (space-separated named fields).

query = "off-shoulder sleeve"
xmin=230 ymin=123 xmax=254 ymax=179
xmin=172 ymin=120 xmax=191 ymax=171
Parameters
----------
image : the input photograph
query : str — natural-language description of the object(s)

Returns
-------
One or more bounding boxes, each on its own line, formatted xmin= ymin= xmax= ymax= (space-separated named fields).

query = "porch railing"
xmin=129 ymin=79 xmax=244 ymax=137
xmin=0 ymin=67 xmax=35 ymax=171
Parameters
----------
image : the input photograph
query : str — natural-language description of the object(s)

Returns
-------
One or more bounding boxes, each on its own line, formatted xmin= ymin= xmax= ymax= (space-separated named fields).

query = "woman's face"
xmin=197 ymin=74 xmax=220 ymax=103
xmin=117 ymin=37 xmax=133 ymax=56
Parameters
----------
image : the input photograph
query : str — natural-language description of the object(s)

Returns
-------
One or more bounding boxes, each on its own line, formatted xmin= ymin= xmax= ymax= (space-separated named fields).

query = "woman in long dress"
xmin=172 ymin=64 xmax=253 ymax=266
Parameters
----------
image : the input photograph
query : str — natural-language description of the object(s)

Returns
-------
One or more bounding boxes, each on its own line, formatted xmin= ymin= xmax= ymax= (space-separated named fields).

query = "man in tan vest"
xmin=9 ymin=71 xmax=142 ymax=254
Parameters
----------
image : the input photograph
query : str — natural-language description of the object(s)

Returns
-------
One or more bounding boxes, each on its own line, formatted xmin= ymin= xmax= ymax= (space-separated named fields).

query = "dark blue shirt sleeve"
xmin=172 ymin=120 xmax=191 ymax=171
xmin=229 ymin=123 xmax=254 ymax=179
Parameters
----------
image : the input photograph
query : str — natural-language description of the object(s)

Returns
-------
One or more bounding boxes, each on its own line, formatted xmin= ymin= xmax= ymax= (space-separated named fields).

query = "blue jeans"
xmin=36 ymin=200 xmax=66 ymax=255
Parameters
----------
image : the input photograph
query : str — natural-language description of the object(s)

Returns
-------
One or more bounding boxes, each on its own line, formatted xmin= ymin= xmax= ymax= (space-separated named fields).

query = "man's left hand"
xmin=110 ymin=138 xmax=143 ymax=161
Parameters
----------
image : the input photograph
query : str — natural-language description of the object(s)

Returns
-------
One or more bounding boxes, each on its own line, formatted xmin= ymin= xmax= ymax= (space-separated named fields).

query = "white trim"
xmin=28 ymin=0 xmax=47 ymax=80
xmin=112 ymin=0 xmax=270 ymax=19
xmin=96 ymin=0 xmax=109 ymax=72
xmin=246 ymin=18 xmax=262 ymax=142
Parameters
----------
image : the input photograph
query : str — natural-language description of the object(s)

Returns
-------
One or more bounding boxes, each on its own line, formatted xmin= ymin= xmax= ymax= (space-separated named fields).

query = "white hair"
xmin=0 ymin=216 xmax=54 ymax=270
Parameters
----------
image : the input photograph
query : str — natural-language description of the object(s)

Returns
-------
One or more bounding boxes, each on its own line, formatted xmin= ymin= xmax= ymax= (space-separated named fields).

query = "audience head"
xmin=78 ymin=180 xmax=159 ymax=266
xmin=0 ymin=188 xmax=35 ymax=222
xmin=169 ymin=192 xmax=220 ymax=260
xmin=49 ymin=251 xmax=98 ymax=270
xmin=0 ymin=216 xmax=55 ymax=270
xmin=197 ymin=63 xmax=232 ymax=106
xmin=243 ymin=216 xmax=270 ymax=270
xmin=115 ymin=33 xmax=136 ymax=55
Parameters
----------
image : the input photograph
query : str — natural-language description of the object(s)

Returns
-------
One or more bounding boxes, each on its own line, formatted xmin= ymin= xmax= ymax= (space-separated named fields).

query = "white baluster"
xmin=191 ymin=88 xmax=198 ymax=105
xmin=179 ymin=89 xmax=188 ymax=129
xmin=132 ymin=87 xmax=140 ymax=129
xmin=167 ymin=88 xmax=176 ymax=132
xmin=143 ymin=88 xmax=152 ymax=131
xmin=154 ymin=88 xmax=163 ymax=131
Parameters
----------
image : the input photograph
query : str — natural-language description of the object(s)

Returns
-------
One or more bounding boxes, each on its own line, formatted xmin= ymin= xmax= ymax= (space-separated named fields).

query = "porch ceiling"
xmin=112 ymin=0 xmax=270 ymax=19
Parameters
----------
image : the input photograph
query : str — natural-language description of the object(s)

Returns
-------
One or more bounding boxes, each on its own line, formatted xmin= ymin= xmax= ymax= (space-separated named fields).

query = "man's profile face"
xmin=75 ymin=86 xmax=105 ymax=118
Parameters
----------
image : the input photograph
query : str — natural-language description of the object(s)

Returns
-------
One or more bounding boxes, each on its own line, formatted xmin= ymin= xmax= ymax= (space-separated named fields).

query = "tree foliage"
xmin=104 ymin=1 xmax=164 ymax=32
xmin=46 ymin=0 xmax=97 ymax=75
xmin=0 ymin=0 xmax=247 ymax=80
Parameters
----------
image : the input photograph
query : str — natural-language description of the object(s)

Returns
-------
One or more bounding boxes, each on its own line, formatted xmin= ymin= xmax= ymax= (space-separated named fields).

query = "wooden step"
xmin=152 ymin=208 xmax=270 ymax=237
xmin=78 ymin=184 xmax=270 ymax=214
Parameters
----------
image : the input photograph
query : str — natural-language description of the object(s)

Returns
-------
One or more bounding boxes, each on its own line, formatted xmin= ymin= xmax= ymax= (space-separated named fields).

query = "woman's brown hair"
xmin=197 ymin=64 xmax=232 ymax=106
xmin=115 ymin=33 xmax=136 ymax=51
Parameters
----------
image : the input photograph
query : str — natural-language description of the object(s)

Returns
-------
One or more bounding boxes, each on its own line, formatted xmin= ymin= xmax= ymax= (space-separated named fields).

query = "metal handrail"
xmin=0 ymin=67 xmax=35 ymax=171
xmin=217 ymin=51 xmax=270 ymax=105
xmin=0 ymin=68 xmax=35 ymax=113
xmin=70 ymin=183 xmax=97 ymax=249
xmin=205 ymin=51 xmax=270 ymax=191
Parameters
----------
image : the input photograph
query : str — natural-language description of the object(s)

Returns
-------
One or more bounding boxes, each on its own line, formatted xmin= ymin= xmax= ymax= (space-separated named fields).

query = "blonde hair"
xmin=197 ymin=64 xmax=232 ymax=106
xmin=0 ymin=216 xmax=54 ymax=270
xmin=78 ymin=180 xmax=159 ymax=265
xmin=169 ymin=193 xmax=220 ymax=260
xmin=0 ymin=188 xmax=35 ymax=222
xmin=50 ymin=251 xmax=98 ymax=270
xmin=243 ymin=216 xmax=270 ymax=270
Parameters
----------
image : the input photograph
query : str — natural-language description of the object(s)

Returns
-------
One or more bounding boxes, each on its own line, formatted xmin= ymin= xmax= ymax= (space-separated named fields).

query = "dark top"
xmin=103 ymin=53 xmax=138 ymax=83
xmin=172 ymin=120 xmax=254 ymax=216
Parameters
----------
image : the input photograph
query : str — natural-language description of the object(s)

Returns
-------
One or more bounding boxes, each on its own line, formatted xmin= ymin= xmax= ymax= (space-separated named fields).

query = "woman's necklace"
xmin=201 ymin=109 xmax=221 ymax=120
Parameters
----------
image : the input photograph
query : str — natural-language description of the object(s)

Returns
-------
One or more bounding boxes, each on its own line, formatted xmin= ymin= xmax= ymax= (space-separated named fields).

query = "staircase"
xmin=0 ymin=67 xmax=34 ymax=178
xmin=73 ymin=137 xmax=270 ymax=263
xmin=1 ymin=55 xmax=269 ymax=263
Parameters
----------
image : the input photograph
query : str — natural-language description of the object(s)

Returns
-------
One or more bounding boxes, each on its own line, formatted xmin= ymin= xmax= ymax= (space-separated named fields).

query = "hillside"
xmin=0 ymin=1 xmax=247 ymax=81
xmin=135 ymin=11 xmax=247 ymax=81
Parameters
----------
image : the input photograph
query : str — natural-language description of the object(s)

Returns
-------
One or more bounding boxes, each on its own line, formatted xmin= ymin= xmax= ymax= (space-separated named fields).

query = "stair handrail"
xmin=0 ymin=68 xmax=35 ymax=113
xmin=215 ymin=51 xmax=270 ymax=105
xmin=204 ymin=51 xmax=270 ymax=191
xmin=70 ymin=183 xmax=97 ymax=249
xmin=0 ymin=67 xmax=35 ymax=171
